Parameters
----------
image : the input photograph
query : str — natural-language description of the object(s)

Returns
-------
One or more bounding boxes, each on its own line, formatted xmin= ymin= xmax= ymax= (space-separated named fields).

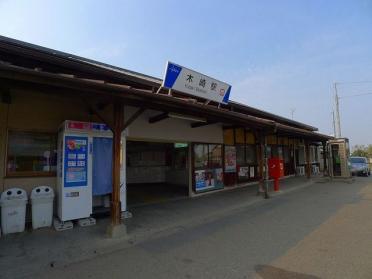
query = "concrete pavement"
xmin=2 ymin=176 xmax=372 ymax=278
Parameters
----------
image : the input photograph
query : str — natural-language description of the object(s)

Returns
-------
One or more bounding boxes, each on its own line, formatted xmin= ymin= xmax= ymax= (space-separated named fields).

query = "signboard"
xmin=224 ymin=146 xmax=237 ymax=173
xmin=162 ymin=61 xmax=231 ymax=104
xmin=66 ymin=121 xmax=110 ymax=132
xmin=64 ymin=136 xmax=88 ymax=187
xmin=174 ymin=143 xmax=188 ymax=148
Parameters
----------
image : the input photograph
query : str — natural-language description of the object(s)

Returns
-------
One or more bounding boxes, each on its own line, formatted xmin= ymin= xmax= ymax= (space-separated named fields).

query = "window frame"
xmin=5 ymin=129 xmax=57 ymax=178
xmin=193 ymin=143 xmax=223 ymax=170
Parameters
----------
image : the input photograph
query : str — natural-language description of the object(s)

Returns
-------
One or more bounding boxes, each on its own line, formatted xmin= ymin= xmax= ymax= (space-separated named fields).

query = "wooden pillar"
xmin=111 ymin=102 xmax=124 ymax=226
xmin=322 ymin=141 xmax=328 ymax=176
xmin=305 ymin=141 xmax=311 ymax=179
xmin=257 ymin=131 xmax=264 ymax=193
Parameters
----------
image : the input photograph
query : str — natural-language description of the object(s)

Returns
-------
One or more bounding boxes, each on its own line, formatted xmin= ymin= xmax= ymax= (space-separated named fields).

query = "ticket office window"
xmin=6 ymin=131 xmax=57 ymax=177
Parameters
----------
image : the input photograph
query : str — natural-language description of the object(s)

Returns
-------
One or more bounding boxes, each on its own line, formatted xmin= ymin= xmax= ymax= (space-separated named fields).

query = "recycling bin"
xmin=31 ymin=186 xmax=54 ymax=229
xmin=0 ymin=188 xmax=28 ymax=234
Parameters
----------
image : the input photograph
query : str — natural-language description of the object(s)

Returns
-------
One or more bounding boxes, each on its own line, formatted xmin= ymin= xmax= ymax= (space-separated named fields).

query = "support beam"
xmin=263 ymin=134 xmax=270 ymax=198
xmin=111 ymin=101 xmax=124 ymax=226
xmin=123 ymin=107 xmax=145 ymax=130
xmin=322 ymin=141 xmax=328 ymax=176
xmin=190 ymin=121 xmax=217 ymax=128
xmin=82 ymin=98 xmax=114 ymax=130
xmin=305 ymin=141 xmax=311 ymax=179
xmin=257 ymin=131 xmax=265 ymax=195
xmin=148 ymin=112 xmax=168 ymax=124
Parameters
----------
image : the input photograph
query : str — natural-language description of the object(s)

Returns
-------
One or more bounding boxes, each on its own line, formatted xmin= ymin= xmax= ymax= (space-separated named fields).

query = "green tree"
xmin=352 ymin=145 xmax=369 ymax=157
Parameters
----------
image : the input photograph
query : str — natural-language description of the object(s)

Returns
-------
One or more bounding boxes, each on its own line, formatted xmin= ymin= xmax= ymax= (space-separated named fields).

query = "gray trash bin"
xmin=31 ymin=186 xmax=54 ymax=229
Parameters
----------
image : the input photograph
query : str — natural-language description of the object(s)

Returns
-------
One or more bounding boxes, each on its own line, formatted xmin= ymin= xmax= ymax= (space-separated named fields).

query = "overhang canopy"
xmin=0 ymin=35 xmax=333 ymax=142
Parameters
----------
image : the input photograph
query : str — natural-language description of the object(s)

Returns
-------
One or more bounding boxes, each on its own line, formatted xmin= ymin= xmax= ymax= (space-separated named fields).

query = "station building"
xmin=0 ymin=36 xmax=332 ymax=225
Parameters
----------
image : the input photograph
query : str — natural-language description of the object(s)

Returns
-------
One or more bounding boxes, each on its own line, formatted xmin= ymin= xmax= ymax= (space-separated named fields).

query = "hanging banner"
xmin=162 ymin=61 xmax=231 ymax=104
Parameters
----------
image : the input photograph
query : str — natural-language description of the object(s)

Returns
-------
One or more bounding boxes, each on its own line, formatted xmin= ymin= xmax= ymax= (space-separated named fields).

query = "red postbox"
xmin=268 ymin=157 xmax=284 ymax=191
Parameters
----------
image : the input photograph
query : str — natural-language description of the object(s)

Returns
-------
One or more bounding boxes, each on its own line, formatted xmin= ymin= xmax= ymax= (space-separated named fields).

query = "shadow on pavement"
xmin=255 ymin=264 xmax=321 ymax=279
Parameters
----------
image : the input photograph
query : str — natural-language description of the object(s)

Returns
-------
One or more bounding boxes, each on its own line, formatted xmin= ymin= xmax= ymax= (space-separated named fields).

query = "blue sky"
xmin=1 ymin=0 xmax=372 ymax=145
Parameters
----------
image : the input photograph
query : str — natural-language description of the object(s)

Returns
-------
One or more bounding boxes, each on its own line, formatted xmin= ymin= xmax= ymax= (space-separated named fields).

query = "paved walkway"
xmin=0 ymin=176 xmax=318 ymax=278
xmin=36 ymin=176 xmax=371 ymax=279
xmin=255 ymin=177 xmax=372 ymax=279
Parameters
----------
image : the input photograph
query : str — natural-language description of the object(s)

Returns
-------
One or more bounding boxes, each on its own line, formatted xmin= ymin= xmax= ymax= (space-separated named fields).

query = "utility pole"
xmin=334 ymin=83 xmax=341 ymax=138
xmin=290 ymin=108 xmax=296 ymax=120
xmin=332 ymin=111 xmax=337 ymax=137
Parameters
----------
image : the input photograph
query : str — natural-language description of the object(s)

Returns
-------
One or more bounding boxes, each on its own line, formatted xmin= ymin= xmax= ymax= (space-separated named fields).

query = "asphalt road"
xmin=40 ymin=177 xmax=372 ymax=279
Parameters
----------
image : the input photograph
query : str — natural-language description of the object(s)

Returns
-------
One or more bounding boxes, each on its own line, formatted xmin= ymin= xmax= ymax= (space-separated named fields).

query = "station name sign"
xmin=162 ymin=61 xmax=231 ymax=104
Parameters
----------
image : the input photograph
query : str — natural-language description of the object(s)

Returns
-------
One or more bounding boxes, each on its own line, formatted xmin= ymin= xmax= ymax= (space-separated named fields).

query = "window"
xmin=271 ymin=146 xmax=278 ymax=158
xmin=194 ymin=144 xmax=209 ymax=169
xmin=283 ymin=146 xmax=290 ymax=163
xmin=7 ymin=131 xmax=57 ymax=176
xmin=266 ymin=146 xmax=272 ymax=159
xmin=298 ymin=146 xmax=305 ymax=165
xmin=194 ymin=144 xmax=222 ymax=169
xmin=236 ymin=145 xmax=245 ymax=165
xmin=208 ymin=144 xmax=222 ymax=168
xmin=277 ymin=146 xmax=283 ymax=159
xmin=246 ymin=145 xmax=257 ymax=164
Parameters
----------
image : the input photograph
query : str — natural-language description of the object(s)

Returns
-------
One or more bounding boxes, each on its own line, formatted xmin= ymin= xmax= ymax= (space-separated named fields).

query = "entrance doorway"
xmin=126 ymin=140 xmax=189 ymax=206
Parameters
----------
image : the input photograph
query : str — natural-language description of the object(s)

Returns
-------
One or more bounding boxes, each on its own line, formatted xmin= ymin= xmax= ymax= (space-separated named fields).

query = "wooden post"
xmin=322 ymin=141 xmax=328 ymax=176
xmin=111 ymin=101 xmax=124 ymax=226
xmin=305 ymin=141 xmax=311 ymax=179
xmin=257 ymin=131 xmax=265 ymax=194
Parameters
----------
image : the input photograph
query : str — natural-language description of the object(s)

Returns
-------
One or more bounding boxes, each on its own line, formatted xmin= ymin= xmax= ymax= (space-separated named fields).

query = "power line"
xmin=339 ymin=92 xmax=372 ymax=99
xmin=335 ymin=80 xmax=372 ymax=85
xmin=332 ymin=80 xmax=372 ymax=138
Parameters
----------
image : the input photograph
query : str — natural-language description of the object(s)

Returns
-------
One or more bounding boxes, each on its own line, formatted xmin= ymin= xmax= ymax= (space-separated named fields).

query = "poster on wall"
xmin=195 ymin=170 xmax=206 ymax=190
xmin=195 ymin=168 xmax=224 ymax=192
xmin=64 ymin=136 xmax=88 ymax=187
xmin=224 ymin=146 xmax=237 ymax=173
xmin=204 ymin=170 xmax=215 ymax=188
xmin=238 ymin=166 xmax=249 ymax=179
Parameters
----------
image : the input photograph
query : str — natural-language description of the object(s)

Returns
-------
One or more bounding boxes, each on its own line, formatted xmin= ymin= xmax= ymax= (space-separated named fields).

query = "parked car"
xmin=349 ymin=156 xmax=370 ymax=176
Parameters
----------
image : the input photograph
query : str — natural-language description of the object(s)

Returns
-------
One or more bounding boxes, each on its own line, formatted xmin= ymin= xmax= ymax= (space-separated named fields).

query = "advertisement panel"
xmin=195 ymin=168 xmax=224 ymax=192
xmin=162 ymin=61 xmax=231 ymax=104
xmin=224 ymin=146 xmax=237 ymax=173
xmin=64 ymin=136 xmax=88 ymax=187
